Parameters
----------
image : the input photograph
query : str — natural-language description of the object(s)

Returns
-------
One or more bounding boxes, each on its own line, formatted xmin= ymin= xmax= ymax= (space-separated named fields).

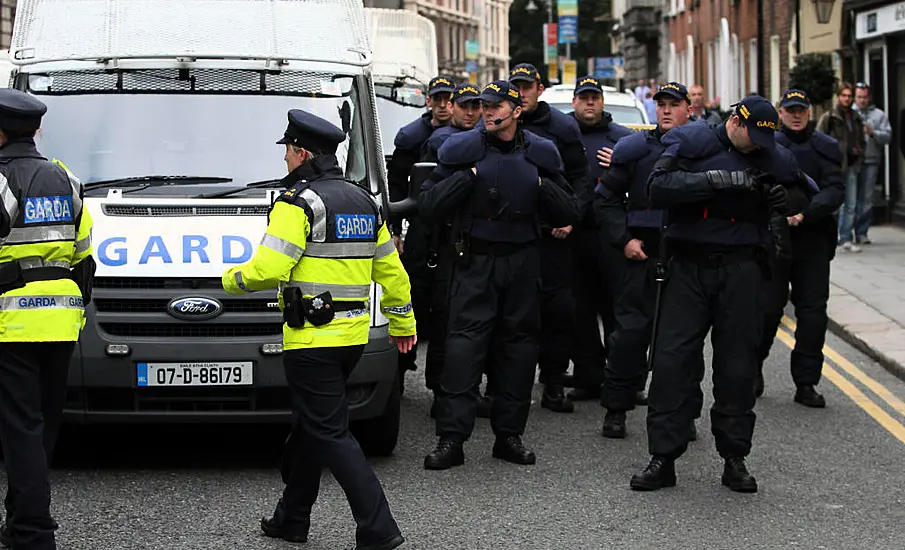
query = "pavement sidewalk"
xmin=824 ymin=225 xmax=905 ymax=378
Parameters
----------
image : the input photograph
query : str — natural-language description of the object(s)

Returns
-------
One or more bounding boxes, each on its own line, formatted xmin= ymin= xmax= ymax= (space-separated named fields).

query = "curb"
xmin=825 ymin=285 xmax=905 ymax=382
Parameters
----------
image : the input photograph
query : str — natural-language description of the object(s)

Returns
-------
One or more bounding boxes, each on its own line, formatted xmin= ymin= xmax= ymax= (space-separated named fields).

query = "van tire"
xmin=352 ymin=378 xmax=401 ymax=457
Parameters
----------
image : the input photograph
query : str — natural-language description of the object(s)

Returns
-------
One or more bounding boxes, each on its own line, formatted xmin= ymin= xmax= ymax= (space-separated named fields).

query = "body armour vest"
xmin=394 ymin=112 xmax=435 ymax=152
xmin=664 ymin=123 xmax=789 ymax=247
xmin=609 ymin=128 xmax=666 ymax=229
xmin=276 ymin=157 xmax=381 ymax=253
xmin=438 ymin=128 xmax=562 ymax=243
xmin=423 ymin=124 xmax=464 ymax=161
xmin=775 ymin=129 xmax=839 ymax=186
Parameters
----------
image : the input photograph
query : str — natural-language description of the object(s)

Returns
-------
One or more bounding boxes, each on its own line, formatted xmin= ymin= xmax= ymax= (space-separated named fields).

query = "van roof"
xmin=365 ymin=8 xmax=437 ymax=87
xmin=11 ymin=0 xmax=372 ymax=68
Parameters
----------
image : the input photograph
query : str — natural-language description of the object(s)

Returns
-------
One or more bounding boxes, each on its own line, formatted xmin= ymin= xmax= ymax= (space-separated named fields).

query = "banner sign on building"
xmin=543 ymin=23 xmax=558 ymax=64
xmin=557 ymin=0 xmax=578 ymax=44
xmin=562 ymin=59 xmax=577 ymax=85
xmin=465 ymin=39 xmax=480 ymax=80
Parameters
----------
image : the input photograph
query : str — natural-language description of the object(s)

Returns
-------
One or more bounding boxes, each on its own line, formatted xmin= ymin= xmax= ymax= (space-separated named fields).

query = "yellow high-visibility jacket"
xmin=223 ymin=159 xmax=416 ymax=350
xmin=0 ymin=151 xmax=93 ymax=342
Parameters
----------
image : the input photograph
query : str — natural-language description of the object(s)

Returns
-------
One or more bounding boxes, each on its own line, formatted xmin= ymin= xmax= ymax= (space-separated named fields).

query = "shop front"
xmin=845 ymin=0 xmax=905 ymax=221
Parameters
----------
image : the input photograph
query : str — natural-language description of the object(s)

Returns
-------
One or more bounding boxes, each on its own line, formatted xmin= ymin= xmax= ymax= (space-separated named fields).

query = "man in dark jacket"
xmin=566 ymin=76 xmax=632 ymax=403
xmin=508 ymin=63 xmax=588 ymax=414
xmin=758 ymin=89 xmax=845 ymax=407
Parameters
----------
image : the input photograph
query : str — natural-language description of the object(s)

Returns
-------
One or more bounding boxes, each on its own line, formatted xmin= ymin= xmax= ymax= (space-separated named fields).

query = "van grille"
xmin=92 ymin=276 xmax=282 ymax=340
xmin=102 ymin=204 xmax=271 ymax=217
xmin=99 ymin=323 xmax=282 ymax=338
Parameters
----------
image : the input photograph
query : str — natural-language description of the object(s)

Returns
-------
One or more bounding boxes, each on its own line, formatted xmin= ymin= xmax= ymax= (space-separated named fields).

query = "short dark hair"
xmin=838 ymin=81 xmax=855 ymax=95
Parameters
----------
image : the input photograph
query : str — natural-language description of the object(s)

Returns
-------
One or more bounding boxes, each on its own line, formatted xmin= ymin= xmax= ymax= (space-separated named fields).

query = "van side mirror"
xmin=388 ymin=162 xmax=436 ymax=218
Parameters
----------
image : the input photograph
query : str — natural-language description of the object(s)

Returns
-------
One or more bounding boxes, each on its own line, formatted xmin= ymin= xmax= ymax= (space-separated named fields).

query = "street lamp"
xmin=525 ymin=0 xmax=552 ymax=23
xmin=812 ymin=0 xmax=835 ymax=25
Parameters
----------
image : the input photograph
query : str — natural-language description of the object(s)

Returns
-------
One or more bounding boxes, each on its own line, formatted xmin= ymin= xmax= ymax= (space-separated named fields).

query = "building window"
xmin=749 ymin=39 xmax=758 ymax=94
xmin=1 ymin=0 xmax=15 ymax=50
xmin=770 ymin=35 xmax=780 ymax=102
xmin=707 ymin=41 xmax=715 ymax=104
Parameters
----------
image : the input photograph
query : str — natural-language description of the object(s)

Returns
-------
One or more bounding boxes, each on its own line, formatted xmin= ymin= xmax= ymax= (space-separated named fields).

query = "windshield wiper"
xmin=85 ymin=175 xmax=234 ymax=190
xmin=194 ymin=178 xmax=284 ymax=199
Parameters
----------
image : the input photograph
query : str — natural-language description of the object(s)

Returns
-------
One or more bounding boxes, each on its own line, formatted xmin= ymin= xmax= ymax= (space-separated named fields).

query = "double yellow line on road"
xmin=776 ymin=316 xmax=905 ymax=445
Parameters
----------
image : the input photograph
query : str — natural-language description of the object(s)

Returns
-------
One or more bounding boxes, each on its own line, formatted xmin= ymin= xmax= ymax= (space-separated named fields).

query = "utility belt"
xmin=0 ymin=259 xmax=95 ymax=304
xmin=467 ymin=237 xmax=534 ymax=257
xmin=281 ymin=287 xmax=367 ymax=329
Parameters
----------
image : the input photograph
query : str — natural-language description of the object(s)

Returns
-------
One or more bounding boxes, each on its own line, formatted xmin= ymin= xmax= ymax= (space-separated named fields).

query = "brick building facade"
xmin=664 ymin=0 xmax=797 ymax=108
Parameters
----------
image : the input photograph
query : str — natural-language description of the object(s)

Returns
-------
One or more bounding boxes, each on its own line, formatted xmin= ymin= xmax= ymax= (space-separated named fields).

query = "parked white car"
xmin=540 ymin=83 xmax=651 ymax=127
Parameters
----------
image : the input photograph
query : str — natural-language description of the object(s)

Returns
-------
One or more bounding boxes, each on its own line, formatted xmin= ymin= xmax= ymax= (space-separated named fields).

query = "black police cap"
xmin=653 ymin=82 xmax=690 ymax=103
xmin=780 ymin=89 xmax=810 ymax=109
xmin=0 ymin=89 xmax=47 ymax=135
xmin=428 ymin=75 xmax=456 ymax=96
xmin=479 ymin=80 xmax=522 ymax=106
xmin=276 ymin=109 xmax=346 ymax=154
xmin=509 ymin=63 xmax=541 ymax=83
xmin=574 ymin=76 xmax=603 ymax=95
xmin=453 ymin=83 xmax=481 ymax=104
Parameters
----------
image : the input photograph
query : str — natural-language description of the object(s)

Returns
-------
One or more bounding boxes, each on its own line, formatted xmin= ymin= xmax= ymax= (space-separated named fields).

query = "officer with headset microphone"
xmin=419 ymin=80 xmax=580 ymax=470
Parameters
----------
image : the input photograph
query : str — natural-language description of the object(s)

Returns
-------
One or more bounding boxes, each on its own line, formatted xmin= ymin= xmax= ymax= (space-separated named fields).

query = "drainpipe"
xmin=756 ymin=0 xmax=765 ymax=96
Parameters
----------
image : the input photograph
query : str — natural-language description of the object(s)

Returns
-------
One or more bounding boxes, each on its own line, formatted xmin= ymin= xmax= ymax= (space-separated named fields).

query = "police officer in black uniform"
xmin=567 ymin=76 xmax=633 ymax=402
xmin=387 ymin=75 xmax=455 ymax=390
xmin=631 ymin=95 xmax=805 ymax=493
xmin=757 ymin=89 xmax=844 ymax=407
xmin=0 ymin=90 xmax=95 ymax=550
xmin=597 ymin=82 xmax=703 ymax=438
xmin=420 ymin=80 xmax=579 ymax=470
xmin=508 ymin=63 xmax=589 ymax=413
xmin=418 ymin=83 xmax=482 ymax=415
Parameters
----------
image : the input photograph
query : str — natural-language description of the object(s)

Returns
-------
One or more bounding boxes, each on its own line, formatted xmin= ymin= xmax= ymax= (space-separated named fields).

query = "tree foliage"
xmin=508 ymin=0 xmax=614 ymax=84
xmin=788 ymin=53 xmax=838 ymax=106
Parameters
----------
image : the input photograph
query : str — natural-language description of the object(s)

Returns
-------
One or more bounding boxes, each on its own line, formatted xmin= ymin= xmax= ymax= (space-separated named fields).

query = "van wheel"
xmin=352 ymin=379 xmax=401 ymax=457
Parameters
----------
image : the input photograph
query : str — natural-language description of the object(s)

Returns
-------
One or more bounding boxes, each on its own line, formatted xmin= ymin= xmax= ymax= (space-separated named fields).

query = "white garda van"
xmin=9 ymin=0 xmax=411 ymax=455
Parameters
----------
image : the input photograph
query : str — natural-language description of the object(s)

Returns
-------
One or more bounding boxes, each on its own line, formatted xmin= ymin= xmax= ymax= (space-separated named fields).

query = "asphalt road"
xmin=7 ymin=321 xmax=905 ymax=550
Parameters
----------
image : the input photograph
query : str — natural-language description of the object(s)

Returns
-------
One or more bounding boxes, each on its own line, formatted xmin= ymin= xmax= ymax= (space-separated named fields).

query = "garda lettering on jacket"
xmin=23 ymin=195 xmax=74 ymax=224
xmin=335 ymin=214 xmax=375 ymax=240
xmin=16 ymin=296 xmax=84 ymax=309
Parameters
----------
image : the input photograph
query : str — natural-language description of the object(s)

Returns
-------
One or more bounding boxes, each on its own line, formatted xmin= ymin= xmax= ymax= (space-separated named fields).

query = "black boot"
xmin=754 ymin=364 xmax=764 ymax=398
xmin=260 ymin=498 xmax=310 ymax=543
xmin=424 ymin=438 xmax=465 ymax=470
xmin=0 ymin=520 xmax=9 ymax=548
xmin=794 ymin=385 xmax=826 ymax=408
xmin=562 ymin=373 xmax=576 ymax=388
xmin=689 ymin=421 xmax=698 ymax=442
xmin=601 ymin=410 xmax=626 ymax=439
xmin=630 ymin=456 xmax=676 ymax=491
xmin=541 ymin=384 xmax=575 ymax=413
xmin=346 ymin=534 xmax=406 ymax=550
xmin=429 ymin=397 xmax=438 ymax=419
xmin=492 ymin=435 xmax=536 ymax=465
xmin=722 ymin=456 xmax=758 ymax=493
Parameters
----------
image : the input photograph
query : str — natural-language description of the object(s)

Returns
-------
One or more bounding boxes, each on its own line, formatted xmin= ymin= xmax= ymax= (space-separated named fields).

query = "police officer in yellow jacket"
xmin=222 ymin=109 xmax=414 ymax=550
xmin=0 ymin=89 xmax=94 ymax=550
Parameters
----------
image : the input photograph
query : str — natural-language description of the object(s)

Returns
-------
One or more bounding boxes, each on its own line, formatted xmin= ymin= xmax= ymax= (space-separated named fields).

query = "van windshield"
xmin=24 ymin=68 xmax=369 ymax=193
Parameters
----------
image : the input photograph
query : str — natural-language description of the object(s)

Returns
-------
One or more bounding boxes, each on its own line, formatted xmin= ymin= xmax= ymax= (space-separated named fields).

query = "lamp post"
xmin=812 ymin=0 xmax=835 ymax=24
xmin=525 ymin=0 xmax=552 ymax=24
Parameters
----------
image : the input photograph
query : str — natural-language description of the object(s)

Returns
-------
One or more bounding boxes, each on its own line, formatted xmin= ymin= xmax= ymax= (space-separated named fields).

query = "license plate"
xmin=136 ymin=362 xmax=253 ymax=387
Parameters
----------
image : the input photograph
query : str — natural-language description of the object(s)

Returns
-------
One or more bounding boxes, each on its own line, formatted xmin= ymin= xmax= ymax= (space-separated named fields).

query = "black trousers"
xmin=759 ymin=229 xmax=832 ymax=386
xmin=647 ymin=255 xmax=762 ymax=460
xmin=280 ymin=346 xmax=400 ymax=546
xmin=570 ymin=228 xmax=619 ymax=390
xmin=537 ymin=235 xmax=574 ymax=384
xmin=436 ymin=245 xmax=541 ymax=440
xmin=398 ymin=219 xmax=433 ymax=373
xmin=603 ymin=243 xmax=705 ymax=414
xmin=424 ymin=243 xmax=457 ymax=392
xmin=0 ymin=341 xmax=73 ymax=550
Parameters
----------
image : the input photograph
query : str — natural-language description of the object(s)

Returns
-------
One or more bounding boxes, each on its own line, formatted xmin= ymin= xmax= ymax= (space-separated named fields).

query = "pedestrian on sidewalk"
xmin=816 ymin=82 xmax=866 ymax=252
xmin=757 ymin=89 xmax=845 ymax=408
xmin=853 ymin=82 xmax=892 ymax=246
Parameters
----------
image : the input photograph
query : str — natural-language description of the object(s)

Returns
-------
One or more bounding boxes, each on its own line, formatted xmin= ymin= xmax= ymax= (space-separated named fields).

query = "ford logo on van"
xmin=167 ymin=297 xmax=223 ymax=321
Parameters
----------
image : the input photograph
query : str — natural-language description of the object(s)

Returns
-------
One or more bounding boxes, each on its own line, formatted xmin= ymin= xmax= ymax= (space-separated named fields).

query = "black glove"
xmin=705 ymin=170 xmax=758 ymax=191
xmin=766 ymin=184 xmax=791 ymax=215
